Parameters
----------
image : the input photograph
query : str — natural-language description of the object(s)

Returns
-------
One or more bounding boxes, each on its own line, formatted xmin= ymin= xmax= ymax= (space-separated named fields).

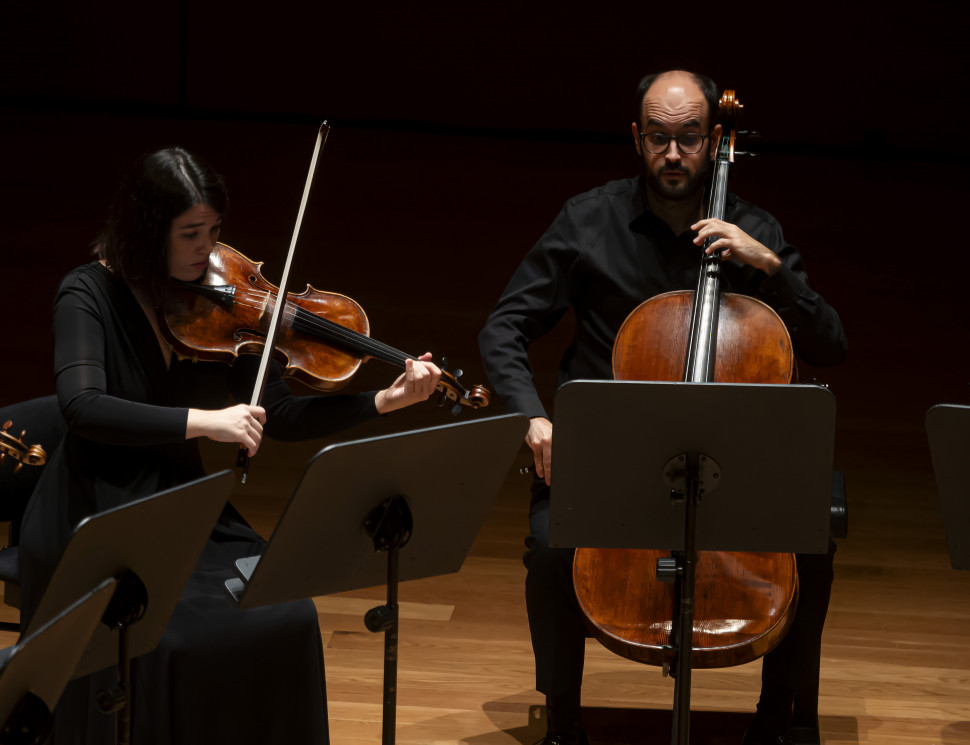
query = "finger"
xmin=250 ymin=406 xmax=267 ymax=425
xmin=704 ymin=237 xmax=724 ymax=253
xmin=542 ymin=443 xmax=552 ymax=486
xmin=533 ymin=450 xmax=545 ymax=481
xmin=419 ymin=369 xmax=439 ymax=398
xmin=240 ymin=433 xmax=257 ymax=457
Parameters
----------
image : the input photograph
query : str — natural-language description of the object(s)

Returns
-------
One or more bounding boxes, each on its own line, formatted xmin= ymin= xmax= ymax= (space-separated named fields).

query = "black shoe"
xmin=789 ymin=724 xmax=820 ymax=745
xmin=535 ymin=730 xmax=590 ymax=745
xmin=741 ymin=726 xmax=793 ymax=745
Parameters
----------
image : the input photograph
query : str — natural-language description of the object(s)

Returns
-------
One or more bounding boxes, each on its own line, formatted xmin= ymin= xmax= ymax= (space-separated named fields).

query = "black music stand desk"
xmin=24 ymin=470 xmax=236 ymax=744
xmin=0 ymin=579 xmax=116 ymax=745
xmin=926 ymin=403 xmax=970 ymax=570
xmin=225 ymin=413 xmax=528 ymax=745
xmin=550 ymin=380 xmax=837 ymax=745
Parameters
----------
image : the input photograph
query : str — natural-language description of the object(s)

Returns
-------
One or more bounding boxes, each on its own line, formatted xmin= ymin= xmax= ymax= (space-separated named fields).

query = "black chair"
xmin=0 ymin=396 xmax=67 ymax=631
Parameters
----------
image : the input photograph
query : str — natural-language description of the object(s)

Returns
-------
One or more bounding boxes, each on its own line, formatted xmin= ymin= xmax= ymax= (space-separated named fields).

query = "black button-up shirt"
xmin=478 ymin=175 xmax=847 ymax=419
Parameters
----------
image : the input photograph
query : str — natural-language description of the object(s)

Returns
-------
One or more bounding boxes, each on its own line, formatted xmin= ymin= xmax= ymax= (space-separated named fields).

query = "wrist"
xmin=761 ymin=253 xmax=782 ymax=276
xmin=374 ymin=389 xmax=394 ymax=415
xmin=185 ymin=408 xmax=206 ymax=440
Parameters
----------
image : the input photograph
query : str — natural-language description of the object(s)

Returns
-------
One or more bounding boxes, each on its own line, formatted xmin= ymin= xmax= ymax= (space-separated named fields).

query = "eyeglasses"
xmin=638 ymin=131 xmax=709 ymax=154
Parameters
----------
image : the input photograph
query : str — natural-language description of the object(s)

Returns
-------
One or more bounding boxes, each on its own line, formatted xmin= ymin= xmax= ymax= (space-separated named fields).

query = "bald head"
xmin=634 ymin=70 xmax=719 ymax=131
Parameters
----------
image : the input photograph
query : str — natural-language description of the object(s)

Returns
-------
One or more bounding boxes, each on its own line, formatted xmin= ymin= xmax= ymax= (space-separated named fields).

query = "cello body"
xmin=572 ymin=91 xmax=799 ymax=670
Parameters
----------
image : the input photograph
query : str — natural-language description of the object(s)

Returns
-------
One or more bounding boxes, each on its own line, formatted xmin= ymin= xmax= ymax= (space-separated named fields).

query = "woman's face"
xmin=167 ymin=203 xmax=222 ymax=281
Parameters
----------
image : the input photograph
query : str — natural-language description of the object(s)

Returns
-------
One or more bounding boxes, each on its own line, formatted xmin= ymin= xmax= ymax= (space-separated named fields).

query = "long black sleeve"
xmin=228 ymin=355 xmax=380 ymax=442
xmin=53 ymin=267 xmax=189 ymax=445
xmin=479 ymin=178 xmax=847 ymax=419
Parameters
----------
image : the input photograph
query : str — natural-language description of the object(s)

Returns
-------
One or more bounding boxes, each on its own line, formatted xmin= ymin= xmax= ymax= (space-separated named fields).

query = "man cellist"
xmin=478 ymin=69 xmax=847 ymax=745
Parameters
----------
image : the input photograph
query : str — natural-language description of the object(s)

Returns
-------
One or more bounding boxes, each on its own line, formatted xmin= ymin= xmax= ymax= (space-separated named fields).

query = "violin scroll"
xmin=0 ymin=420 xmax=48 ymax=472
xmin=435 ymin=358 xmax=491 ymax=414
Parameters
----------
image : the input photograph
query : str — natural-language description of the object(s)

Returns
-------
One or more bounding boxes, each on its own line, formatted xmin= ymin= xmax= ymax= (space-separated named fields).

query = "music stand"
xmin=550 ymin=380 xmax=837 ymax=745
xmin=0 ymin=579 xmax=116 ymax=745
xmin=926 ymin=404 xmax=970 ymax=569
xmin=24 ymin=470 xmax=236 ymax=745
xmin=224 ymin=414 xmax=528 ymax=745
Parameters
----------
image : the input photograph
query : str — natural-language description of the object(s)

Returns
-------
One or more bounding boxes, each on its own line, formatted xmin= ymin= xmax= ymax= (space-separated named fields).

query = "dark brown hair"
xmin=97 ymin=147 xmax=228 ymax=302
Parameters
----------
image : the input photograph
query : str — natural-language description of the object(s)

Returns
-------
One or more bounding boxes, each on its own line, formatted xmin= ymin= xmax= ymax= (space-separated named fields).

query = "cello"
xmin=572 ymin=91 xmax=798 ymax=681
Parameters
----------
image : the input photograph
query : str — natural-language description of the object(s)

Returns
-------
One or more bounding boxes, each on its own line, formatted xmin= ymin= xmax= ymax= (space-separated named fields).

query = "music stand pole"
xmin=361 ymin=495 xmax=413 ymax=745
xmin=670 ymin=453 xmax=699 ymax=744
xmin=92 ymin=570 xmax=148 ymax=745
xmin=381 ymin=544 xmax=400 ymax=745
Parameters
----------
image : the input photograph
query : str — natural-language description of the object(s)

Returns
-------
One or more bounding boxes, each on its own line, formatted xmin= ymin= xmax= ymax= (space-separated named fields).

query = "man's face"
xmin=631 ymin=72 xmax=720 ymax=202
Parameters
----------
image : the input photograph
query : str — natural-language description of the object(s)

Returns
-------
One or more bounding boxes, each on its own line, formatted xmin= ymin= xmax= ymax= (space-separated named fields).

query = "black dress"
xmin=19 ymin=262 xmax=381 ymax=744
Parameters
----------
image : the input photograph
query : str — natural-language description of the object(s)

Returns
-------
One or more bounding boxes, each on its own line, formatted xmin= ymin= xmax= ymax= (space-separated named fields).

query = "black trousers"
xmin=525 ymin=480 xmax=835 ymax=728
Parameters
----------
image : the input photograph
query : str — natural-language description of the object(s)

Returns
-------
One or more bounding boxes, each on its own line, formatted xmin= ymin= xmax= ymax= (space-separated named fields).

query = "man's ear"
xmin=709 ymin=123 xmax=723 ymax=161
xmin=631 ymin=122 xmax=642 ymax=155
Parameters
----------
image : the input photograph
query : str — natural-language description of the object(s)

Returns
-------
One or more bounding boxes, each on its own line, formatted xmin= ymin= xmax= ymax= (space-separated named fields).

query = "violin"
xmin=0 ymin=419 xmax=48 ymax=472
xmin=160 ymin=242 xmax=490 ymax=412
xmin=572 ymin=91 xmax=797 ymax=672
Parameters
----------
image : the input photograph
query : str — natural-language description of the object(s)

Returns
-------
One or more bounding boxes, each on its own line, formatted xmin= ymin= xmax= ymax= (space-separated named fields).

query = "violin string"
xmin=228 ymin=291 xmax=410 ymax=365
xmin=224 ymin=287 xmax=460 ymax=385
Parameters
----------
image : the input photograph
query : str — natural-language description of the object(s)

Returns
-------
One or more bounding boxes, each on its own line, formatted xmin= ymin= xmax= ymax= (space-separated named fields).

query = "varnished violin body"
xmin=161 ymin=243 xmax=490 ymax=410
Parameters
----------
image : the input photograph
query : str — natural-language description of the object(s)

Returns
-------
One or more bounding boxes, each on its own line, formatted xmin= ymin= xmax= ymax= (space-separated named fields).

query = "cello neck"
xmin=683 ymin=98 xmax=738 ymax=384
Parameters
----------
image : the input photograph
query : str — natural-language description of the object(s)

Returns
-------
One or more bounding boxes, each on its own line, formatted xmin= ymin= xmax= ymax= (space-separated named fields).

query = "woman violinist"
xmin=18 ymin=146 xmax=442 ymax=745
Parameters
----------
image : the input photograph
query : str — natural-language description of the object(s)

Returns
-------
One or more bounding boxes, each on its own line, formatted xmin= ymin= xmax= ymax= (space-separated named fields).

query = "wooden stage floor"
xmin=2 ymin=411 xmax=967 ymax=745
xmin=5 ymin=416 xmax=954 ymax=745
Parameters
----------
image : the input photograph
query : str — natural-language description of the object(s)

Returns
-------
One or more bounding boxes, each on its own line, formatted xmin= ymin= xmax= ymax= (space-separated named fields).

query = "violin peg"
xmin=439 ymin=356 xmax=449 ymax=371
xmin=452 ymin=368 xmax=463 ymax=379
xmin=450 ymin=403 xmax=462 ymax=416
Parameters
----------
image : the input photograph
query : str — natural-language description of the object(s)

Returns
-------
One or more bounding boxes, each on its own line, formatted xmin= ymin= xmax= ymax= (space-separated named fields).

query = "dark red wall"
xmin=2 ymin=3 xmax=968 ymax=468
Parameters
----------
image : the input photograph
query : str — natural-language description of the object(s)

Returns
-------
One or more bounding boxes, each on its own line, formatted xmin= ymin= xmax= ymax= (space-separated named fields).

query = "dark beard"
xmin=642 ymin=158 xmax=709 ymax=201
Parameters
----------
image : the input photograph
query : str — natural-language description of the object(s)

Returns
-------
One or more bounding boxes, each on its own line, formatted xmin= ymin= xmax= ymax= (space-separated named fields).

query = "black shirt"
xmin=19 ymin=261 xmax=380 ymax=626
xmin=478 ymin=176 xmax=847 ymax=419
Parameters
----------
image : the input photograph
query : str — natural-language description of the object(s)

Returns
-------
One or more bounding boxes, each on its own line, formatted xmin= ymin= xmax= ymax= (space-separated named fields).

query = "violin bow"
xmin=238 ymin=121 xmax=330 ymax=482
